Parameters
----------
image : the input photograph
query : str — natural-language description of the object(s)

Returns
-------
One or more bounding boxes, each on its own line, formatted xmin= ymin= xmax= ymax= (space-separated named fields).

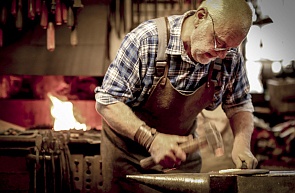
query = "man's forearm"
xmin=229 ymin=111 xmax=258 ymax=168
xmin=229 ymin=111 xmax=254 ymax=147
xmin=95 ymin=101 xmax=145 ymax=140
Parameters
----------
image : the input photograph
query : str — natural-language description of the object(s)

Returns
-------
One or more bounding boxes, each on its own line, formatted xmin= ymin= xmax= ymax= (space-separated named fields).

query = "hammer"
xmin=140 ymin=121 xmax=224 ymax=169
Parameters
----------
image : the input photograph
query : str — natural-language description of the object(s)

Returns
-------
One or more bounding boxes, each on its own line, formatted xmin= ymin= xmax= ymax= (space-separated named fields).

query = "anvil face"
xmin=126 ymin=170 xmax=295 ymax=193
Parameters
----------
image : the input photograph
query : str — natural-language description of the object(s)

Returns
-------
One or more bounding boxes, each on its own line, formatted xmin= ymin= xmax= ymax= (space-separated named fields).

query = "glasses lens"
xmin=214 ymin=48 xmax=228 ymax=51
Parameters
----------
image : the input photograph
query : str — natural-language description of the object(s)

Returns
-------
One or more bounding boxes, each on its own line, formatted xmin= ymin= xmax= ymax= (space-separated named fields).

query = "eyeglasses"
xmin=208 ymin=13 xmax=235 ymax=53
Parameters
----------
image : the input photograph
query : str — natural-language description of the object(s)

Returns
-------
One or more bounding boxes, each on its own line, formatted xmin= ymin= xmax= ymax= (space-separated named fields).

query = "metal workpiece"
xmin=126 ymin=171 xmax=295 ymax=193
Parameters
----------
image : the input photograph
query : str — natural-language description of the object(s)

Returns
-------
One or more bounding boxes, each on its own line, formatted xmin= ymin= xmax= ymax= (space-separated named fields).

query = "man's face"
xmin=190 ymin=14 xmax=246 ymax=65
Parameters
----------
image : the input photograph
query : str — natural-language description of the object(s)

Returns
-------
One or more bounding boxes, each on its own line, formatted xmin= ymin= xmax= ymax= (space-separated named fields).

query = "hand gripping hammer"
xmin=140 ymin=121 xmax=224 ymax=169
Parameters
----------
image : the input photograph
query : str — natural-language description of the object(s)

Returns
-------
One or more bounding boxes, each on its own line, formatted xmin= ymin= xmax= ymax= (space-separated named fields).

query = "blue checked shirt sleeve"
xmin=95 ymin=20 xmax=157 ymax=105
xmin=95 ymin=32 xmax=141 ymax=105
xmin=222 ymin=55 xmax=254 ymax=118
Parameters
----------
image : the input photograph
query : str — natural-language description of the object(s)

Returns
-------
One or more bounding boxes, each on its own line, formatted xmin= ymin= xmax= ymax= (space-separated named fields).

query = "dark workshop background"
xmin=0 ymin=0 xmax=294 ymax=192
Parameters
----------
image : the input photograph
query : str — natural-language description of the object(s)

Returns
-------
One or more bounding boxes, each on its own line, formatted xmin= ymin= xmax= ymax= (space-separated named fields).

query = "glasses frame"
xmin=207 ymin=13 xmax=236 ymax=53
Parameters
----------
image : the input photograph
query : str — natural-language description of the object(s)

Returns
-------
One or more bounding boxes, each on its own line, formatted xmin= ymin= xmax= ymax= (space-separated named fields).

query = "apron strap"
xmin=155 ymin=17 xmax=169 ymax=62
xmin=212 ymin=58 xmax=222 ymax=88
xmin=153 ymin=17 xmax=170 ymax=87
xmin=206 ymin=61 xmax=215 ymax=88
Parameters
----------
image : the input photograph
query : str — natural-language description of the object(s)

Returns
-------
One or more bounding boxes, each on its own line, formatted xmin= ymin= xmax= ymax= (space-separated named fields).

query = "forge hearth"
xmin=0 ymin=99 xmax=102 ymax=130
xmin=0 ymin=75 xmax=103 ymax=130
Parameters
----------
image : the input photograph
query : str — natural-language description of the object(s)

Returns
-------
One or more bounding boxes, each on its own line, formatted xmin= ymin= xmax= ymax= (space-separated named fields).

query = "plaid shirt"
xmin=95 ymin=11 xmax=253 ymax=118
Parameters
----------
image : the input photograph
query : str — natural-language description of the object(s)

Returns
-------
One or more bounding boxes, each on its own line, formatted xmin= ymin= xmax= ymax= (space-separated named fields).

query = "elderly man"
xmin=95 ymin=0 xmax=258 ymax=192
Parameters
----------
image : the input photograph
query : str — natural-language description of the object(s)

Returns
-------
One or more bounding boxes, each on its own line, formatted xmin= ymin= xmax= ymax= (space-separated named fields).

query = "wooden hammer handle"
xmin=140 ymin=139 xmax=207 ymax=169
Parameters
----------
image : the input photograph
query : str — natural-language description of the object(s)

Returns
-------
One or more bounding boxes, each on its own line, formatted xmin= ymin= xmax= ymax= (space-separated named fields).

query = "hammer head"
xmin=204 ymin=122 xmax=224 ymax=157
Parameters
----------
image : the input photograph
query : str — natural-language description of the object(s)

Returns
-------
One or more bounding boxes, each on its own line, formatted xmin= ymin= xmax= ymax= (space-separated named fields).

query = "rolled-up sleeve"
xmin=222 ymin=100 xmax=254 ymax=118
xmin=222 ymin=54 xmax=254 ymax=118
xmin=95 ymin=87 xmax=123 ymax=105
xmin=94 ymin=31 xmax=141 ymax=105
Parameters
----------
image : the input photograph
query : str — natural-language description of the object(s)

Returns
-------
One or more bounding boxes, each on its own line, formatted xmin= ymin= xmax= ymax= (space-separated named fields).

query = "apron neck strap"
xmin=206 ymin=61 xmax=215 ymax=88
xmin=153 ymin=17 xmax=170 ymax=86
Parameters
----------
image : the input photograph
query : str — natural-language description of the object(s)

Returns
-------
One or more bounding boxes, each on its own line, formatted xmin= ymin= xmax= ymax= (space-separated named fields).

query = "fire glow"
xmin=48 ymin=93 xmax=87 ymax=131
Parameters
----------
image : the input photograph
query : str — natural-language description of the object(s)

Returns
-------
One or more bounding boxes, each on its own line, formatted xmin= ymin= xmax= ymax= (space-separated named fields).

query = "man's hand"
xmin=229 ymin=111 xmax=258 ymax=169
xmin=232 ymin=139 xmax=258 ymax=169
xmin=149 ymin=133 xmax=192 ymax=168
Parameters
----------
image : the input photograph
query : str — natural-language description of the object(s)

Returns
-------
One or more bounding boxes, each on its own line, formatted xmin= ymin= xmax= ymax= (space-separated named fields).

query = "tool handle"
xmin=140 ymin=139 xmax=206 ymax=169
xmin=140 ymin=156 xmax=156 ymax=169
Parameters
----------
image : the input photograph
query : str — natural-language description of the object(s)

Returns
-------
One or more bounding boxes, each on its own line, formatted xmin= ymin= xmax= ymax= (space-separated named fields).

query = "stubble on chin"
xmin=194 ymin=52 xmax=212 ymax=65
xmin=189 ymin=47 xmax=203 ymax=64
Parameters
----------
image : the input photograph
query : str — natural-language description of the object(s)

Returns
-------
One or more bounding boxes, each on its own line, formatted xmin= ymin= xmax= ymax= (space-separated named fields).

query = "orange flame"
xmin=48 ymin=93 xmax=87 ymax=131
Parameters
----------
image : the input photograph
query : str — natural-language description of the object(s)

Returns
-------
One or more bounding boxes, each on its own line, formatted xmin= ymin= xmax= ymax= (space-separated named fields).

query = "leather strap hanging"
xmin=152 ymin=17 xmax=170 ymax=87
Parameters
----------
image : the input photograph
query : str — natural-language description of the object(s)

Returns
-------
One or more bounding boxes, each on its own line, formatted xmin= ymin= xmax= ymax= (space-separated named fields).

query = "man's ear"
xmin=196 ymin=7 xmax=209 ymax=21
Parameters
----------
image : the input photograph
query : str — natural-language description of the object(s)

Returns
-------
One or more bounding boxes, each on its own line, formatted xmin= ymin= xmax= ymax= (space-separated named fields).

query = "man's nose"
xmin=216 ymin=51 xmax=228 ymax=59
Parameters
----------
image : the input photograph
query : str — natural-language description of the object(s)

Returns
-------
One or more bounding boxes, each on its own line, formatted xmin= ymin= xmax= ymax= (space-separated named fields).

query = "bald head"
xmin=198 ymin=0 xmax=253 ymax=36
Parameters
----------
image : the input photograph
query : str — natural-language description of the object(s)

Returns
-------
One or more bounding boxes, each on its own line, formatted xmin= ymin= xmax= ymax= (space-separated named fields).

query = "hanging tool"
xmin=0 ymin=3 xmax=7 ymax=47
xmin=15 ymin=0 xmax=22 ymax=30
xmin=11 ymin=0 xmax=17 ymax=16
xmin=47 ymin=21 xmax=55 ymax=51
xmin=47 ymin=0 xmax=58 ymax=51
xmin=61 ymin=2 xmax=67 ymax=23
xmin=35 ymin=0 xmax=42 ymax=15
xmin=55 ymin=138 xmax=63 ymax=192
xmin=48 ymin=131 xmax=56 ymax=193
xmin=42 ymin=135 xmax=49 ymax=193
xmin=64 ymin=131 xmax=74 ymax=192
xmin=28 ymin=0 xmax=35 ymax=20
xmin=51 ymin=0 xmax=56 ymax=12
xmin=40 ymin=0 xmax=48 ymax=29
xmin=70 ymin=0 xmax=83 ymax=46
xmin=55 ymin=0 xmax=62 ymax=25
xmin=34 ymin=134 xmax=42 ymax=193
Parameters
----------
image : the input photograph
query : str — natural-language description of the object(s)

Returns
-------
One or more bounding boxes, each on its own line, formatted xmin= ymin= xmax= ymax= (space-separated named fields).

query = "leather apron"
xmin=100 ymin=18 xmax=215 ymax=193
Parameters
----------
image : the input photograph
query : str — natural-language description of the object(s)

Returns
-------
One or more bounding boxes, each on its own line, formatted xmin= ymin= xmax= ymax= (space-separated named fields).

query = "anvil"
xmin=127 ymin=170 xmax=295 ymax=193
